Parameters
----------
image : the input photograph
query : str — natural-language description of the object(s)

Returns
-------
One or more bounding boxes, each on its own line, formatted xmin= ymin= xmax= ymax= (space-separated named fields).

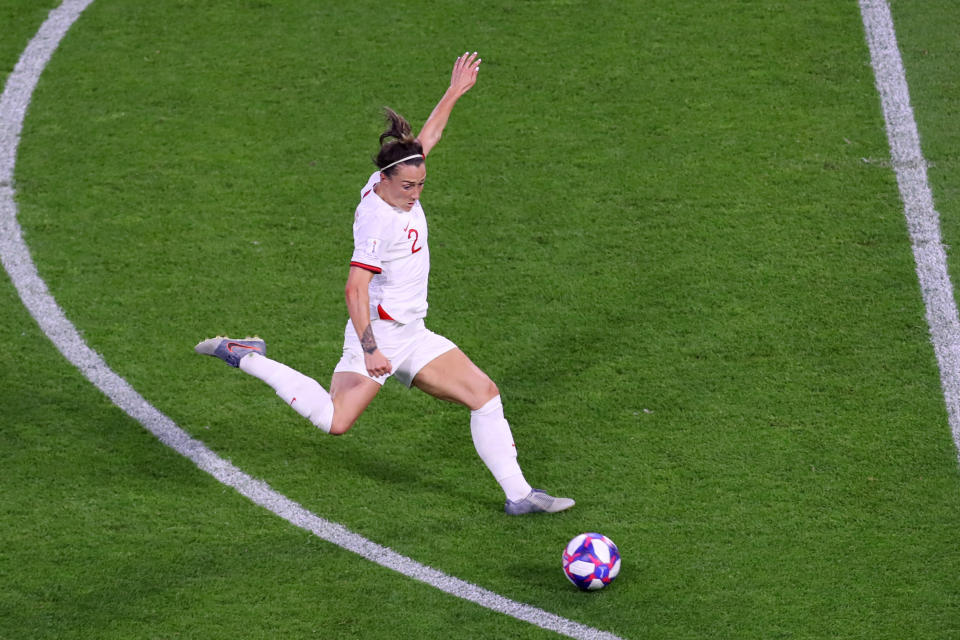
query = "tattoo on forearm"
xmin=360 ymin=324 xmax=377 ymax=354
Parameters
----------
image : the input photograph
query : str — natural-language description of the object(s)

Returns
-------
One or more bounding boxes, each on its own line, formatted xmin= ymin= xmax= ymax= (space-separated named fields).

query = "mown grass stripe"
xmin=0 ymin=2 xmax=623 ymax=638
xmin=859 ymin=0 xmax=960 ymax=462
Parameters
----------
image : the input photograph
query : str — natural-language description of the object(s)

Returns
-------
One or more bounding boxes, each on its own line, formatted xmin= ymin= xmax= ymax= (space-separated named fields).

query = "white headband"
xmin=380 ymin=154 xmax=424 ymax=172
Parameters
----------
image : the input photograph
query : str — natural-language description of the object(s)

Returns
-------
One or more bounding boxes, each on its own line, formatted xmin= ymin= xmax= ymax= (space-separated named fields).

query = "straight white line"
xmin=859 ymin=0 xmax=960 ymax=462
xmin=0 ymin=3 xmax=624 ymax=639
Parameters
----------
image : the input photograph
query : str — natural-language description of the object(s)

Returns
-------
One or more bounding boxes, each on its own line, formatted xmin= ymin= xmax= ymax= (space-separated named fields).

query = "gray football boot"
xmin=194 ymin=336 xmax=265 ymax=367
xmin=504 ymin=489 xmax=575 ymax=515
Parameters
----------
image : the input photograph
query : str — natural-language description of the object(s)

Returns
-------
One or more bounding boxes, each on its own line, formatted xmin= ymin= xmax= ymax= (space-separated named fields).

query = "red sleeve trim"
xmin=350 ymin=261 xmax=382 ymax=274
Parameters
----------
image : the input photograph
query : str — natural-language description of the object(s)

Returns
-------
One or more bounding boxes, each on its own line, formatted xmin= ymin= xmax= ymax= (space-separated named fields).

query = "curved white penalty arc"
xmin=859 ymin=0 xmax=960 ymax=463
xmin=0 ymin=3 xmax=624 ymax=639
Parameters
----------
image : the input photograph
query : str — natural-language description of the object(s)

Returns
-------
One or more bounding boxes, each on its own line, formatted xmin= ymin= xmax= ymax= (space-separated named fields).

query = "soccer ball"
xmin=562 ymin=532 xmax=621 ymax=591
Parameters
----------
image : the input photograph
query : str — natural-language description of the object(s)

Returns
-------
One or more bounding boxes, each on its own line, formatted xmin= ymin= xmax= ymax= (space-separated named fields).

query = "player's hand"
xmin=364 ymin=349 xmax=392 ymax=378
xmin=450 ymin=51 xmax=480 ymax=97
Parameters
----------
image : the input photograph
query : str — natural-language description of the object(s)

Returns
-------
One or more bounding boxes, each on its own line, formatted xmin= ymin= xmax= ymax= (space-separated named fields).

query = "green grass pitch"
xmin=2 ymin=1 xmax=960 ymax=638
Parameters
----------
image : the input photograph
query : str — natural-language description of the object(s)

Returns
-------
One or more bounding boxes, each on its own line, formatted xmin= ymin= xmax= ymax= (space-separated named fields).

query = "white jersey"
xmin=349 ymin=171 xmax=430 ymax=324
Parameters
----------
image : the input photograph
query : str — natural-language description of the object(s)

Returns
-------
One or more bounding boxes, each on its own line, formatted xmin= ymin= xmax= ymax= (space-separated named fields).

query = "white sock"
xmin=470 ymin=395 xmax=532 ymax=502
xmin=239 ymin=353 xmax=334 ymax=433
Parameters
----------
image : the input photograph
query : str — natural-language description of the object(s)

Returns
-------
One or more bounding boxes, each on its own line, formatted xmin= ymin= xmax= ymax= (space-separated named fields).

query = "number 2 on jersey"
xmin=408 ymin=228 xmax=422 ymax=253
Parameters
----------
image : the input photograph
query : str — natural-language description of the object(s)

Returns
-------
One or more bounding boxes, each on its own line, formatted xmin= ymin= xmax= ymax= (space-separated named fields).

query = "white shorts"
xmin=333 ymin=318 xmax=457 ymax=387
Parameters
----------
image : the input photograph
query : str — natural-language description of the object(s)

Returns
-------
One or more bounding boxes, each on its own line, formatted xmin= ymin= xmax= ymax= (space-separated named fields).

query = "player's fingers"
xmin=458 ymin=51 xmax=478 ymax=69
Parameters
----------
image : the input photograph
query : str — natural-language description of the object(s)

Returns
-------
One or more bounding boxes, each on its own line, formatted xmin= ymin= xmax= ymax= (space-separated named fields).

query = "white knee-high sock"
xmin=239 ymin=353 xmax=334 ymax=433
xmin=470 ymin=395 xmax=532 ymax=502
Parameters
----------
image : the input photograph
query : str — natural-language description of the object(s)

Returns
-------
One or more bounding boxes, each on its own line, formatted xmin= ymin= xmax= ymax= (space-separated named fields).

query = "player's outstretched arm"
xmin=417 ymin=51 xmax=481 ymax=157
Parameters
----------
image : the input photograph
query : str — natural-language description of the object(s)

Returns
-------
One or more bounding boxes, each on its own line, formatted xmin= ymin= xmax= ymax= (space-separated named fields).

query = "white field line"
xmin=0 ymin=3 xmax=624 ymax=639
xmin=859 ymin=0 xmax=960 ymax=462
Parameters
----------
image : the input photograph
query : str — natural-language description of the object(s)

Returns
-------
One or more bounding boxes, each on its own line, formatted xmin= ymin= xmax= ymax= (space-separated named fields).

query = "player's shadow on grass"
xmin=332 ymin=432 xmax=495 ymax=511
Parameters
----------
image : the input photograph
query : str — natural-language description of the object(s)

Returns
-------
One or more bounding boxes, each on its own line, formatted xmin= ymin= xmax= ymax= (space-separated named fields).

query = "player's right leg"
xmin=328 ymin=371 xmax=381 ymax=435
xmin=195 ymin=336 xmax=377 ymax=434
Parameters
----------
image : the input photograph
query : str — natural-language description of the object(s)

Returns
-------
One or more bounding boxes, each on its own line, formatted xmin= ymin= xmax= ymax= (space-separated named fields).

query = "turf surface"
xmin=3 ymin=1 xmax=960 ymax=638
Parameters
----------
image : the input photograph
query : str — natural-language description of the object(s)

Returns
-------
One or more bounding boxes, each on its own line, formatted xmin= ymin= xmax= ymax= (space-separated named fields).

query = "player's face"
xmin=379 ymin=163 xmax=426 ymax=211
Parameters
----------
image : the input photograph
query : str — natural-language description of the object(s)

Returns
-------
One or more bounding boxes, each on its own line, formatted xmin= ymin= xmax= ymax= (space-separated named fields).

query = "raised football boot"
xmin=504 ymin=489 xmax=575 ymax=515
xmin=194 ymin=336 xmax=266 ymax=367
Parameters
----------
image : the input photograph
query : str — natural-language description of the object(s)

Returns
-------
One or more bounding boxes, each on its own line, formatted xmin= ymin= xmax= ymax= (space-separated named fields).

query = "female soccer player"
xmin=196 ymin=52 xmax=573 ymax=515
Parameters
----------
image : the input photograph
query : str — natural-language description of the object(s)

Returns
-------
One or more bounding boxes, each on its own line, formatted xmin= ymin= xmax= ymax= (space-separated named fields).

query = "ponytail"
xmin=379 ymin=108 xmax=413 ymax=146
xmin=374 ymin=107 xmax=424 ymax=175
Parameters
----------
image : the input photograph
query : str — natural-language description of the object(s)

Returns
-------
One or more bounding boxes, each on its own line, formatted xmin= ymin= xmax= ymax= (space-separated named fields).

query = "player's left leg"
xmin=412 ymin=349 xmax=574 ymax=514
xmin=410 ymin=347 xmax=497 ymax=410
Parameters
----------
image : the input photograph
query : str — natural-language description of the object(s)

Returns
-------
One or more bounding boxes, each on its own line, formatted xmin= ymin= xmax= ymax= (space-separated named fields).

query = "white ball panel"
xmin=566 ymin=534 xmax=587 ymax=556
xmin=568 ymin=560 xmax=596 ymax=578
xmin=610 ymin=557 xmax=621 ymax=579
xmin=592 ymin=540 xmax=611 ymax=564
